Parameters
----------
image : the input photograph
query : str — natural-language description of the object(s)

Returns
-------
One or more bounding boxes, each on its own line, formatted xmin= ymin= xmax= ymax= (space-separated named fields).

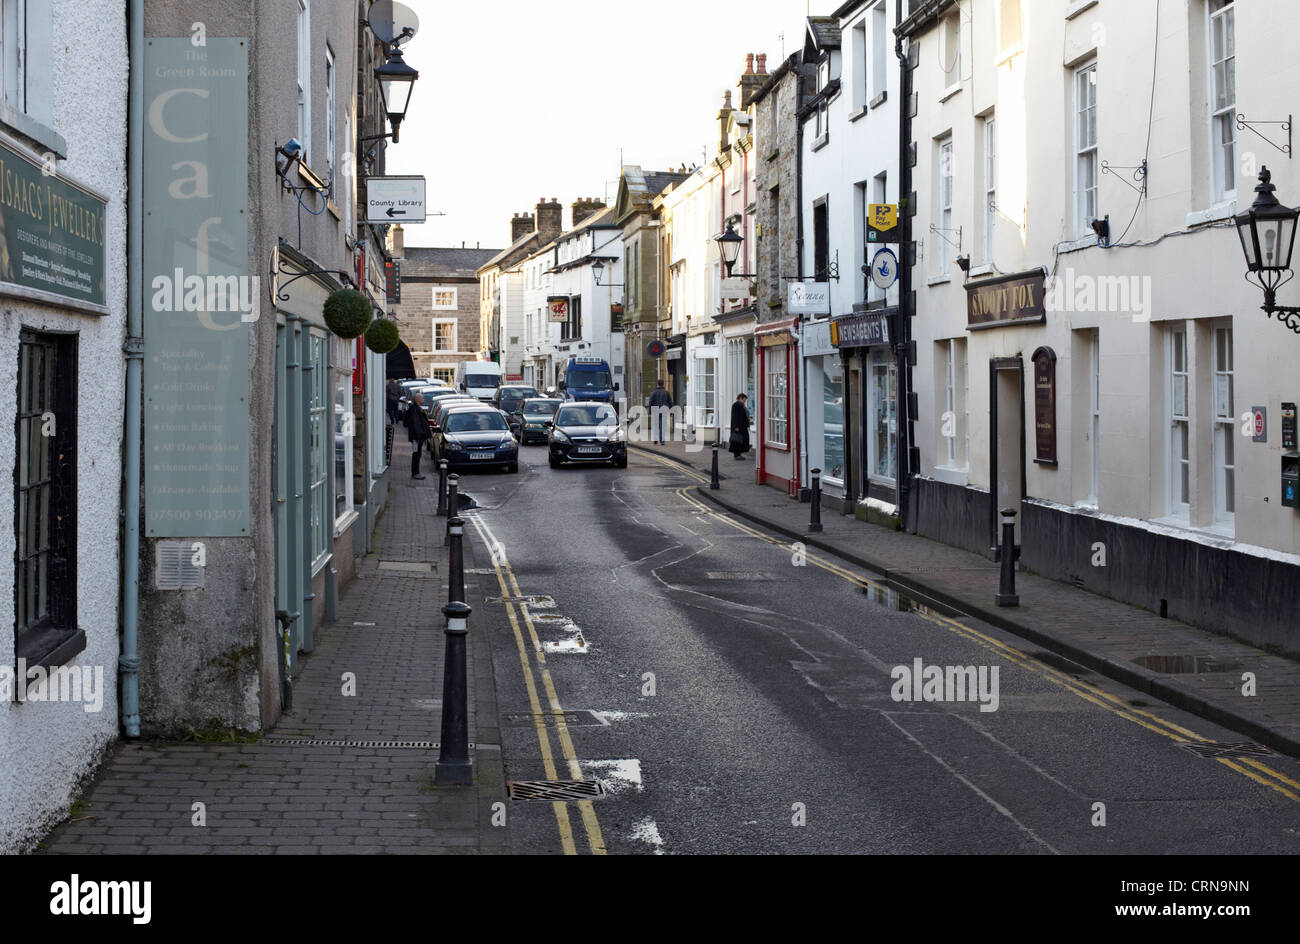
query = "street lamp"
xmin=591 ymin=258 xmax=622 ymax=287
xmin=375 ymin=45 xmax=418 ymax=143
xmin=715 ymin=219 xmax=745 ymax=277
xmin=1236 ymin=166 xmax=1300 ymax=333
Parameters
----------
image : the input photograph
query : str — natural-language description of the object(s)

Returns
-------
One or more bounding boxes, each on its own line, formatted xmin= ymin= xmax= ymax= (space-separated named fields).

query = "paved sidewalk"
xmin=630 ymin=440 xmax=1300 ymax=759
xmin=41 ymin=464 xmax=507 ymax=855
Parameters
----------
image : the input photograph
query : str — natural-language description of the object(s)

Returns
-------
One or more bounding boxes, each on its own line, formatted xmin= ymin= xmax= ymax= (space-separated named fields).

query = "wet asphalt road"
xmin=455 ymin=447 xmax=1300 ymax=855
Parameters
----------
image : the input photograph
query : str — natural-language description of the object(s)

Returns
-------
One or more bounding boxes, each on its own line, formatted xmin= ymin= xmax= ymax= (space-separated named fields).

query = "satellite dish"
xmin=367 ymin=1 xmax=419 ymax=45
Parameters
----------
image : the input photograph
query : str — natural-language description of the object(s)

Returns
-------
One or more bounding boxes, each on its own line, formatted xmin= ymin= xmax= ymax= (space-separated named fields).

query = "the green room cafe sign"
xmin=0 ymin=136 xmax=107 ymax=311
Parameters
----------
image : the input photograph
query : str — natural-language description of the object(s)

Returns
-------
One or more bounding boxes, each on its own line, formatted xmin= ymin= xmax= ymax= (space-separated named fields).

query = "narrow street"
xmin=461 ymin=448 xmax=1300 ymax=855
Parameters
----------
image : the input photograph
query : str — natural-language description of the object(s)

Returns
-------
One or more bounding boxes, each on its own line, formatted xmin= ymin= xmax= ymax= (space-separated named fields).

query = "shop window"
xmin=766 ymin=348 xmax=788 ymax=447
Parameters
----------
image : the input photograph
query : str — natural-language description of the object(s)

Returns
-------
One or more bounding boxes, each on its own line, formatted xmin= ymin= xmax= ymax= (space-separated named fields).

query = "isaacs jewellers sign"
xmin=0 ymin=135 xmax=108 ymax=312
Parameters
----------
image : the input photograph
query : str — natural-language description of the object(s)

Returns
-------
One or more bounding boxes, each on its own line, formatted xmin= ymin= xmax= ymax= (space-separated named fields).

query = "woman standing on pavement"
xmin=729 ymin=393 xmax=751 ymax=459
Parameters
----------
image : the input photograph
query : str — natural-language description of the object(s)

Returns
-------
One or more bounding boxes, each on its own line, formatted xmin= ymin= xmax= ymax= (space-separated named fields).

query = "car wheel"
xmin=614 ymin=455 xmax=627 ymax=469
xmin=508 ymin=463 xmax=518 ymax=474
xmin=548 ymin=455 xmax=560 ymax=469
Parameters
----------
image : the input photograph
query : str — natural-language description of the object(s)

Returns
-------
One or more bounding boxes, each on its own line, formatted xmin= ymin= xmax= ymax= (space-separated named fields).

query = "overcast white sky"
xmin=385 ymin=0 xmax=817 ymax=251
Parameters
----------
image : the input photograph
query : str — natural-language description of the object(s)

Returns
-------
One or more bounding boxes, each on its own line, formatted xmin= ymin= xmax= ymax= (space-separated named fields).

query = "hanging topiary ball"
xmin=364 ymin=317 xmax=400 ymax=354
xmin=323 ymin=288 xmax=372 ymax=339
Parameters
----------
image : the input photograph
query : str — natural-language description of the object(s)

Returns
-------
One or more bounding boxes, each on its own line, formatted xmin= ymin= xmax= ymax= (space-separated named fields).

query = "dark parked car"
xmin=492 ymin=384 xmax=540 ymax=416
xmin=510 ymin=397 xmax=563 ymax=445
xmin=548 ymin=402 xmax=626 ymax=468
xmin=431 ymin=400 xmax=499 ymax=461
xmin=436 ymin=408 xmax=518 ymax=473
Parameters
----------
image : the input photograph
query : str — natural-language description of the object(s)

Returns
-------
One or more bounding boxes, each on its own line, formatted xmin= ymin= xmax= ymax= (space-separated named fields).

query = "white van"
xmin=454 ymin=360 xmax=503 ymax=402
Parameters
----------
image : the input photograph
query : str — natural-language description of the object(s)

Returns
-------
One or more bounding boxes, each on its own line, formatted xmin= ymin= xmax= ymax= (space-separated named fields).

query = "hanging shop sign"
xmin=547 ymin=295 xmax=568 ymax=323
xmin=788 ymin=280 xmax=830 ymax=315
xmin=830 ymin=311 xmax=890 ymax=348
xmin=1032 ymin=346 xmax=1058 ymax=465
xmin=866 ymin=203 xmax=899 ymax=243
xmin=966 ymin=268 xmax=1047 ymax=329
xmin=869 ymin=248 xmax=899 ymax=290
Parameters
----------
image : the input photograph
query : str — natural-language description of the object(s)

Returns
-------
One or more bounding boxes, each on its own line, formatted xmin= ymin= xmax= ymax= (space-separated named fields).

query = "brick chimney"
xmin=718 ymin=89 xmax=734 ymax=154
xmin=536 ymin=198 xmax=563 ymax=244
xmin=571 ymin=197 xmax=606 ymax=227
xmin=511 ymin=212 xmax=534 ymax=243
xmin=739 ymin=51 xmax=768 ymax=109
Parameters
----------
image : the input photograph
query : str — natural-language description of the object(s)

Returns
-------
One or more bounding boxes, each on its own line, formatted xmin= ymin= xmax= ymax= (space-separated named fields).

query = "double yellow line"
xmin=465 ymin=512 xmax=606 ymax=855
xmin=651 ymin=455 xmax=1300 ymax=804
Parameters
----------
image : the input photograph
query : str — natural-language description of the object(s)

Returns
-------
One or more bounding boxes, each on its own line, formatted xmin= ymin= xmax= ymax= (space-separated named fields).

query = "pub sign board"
xmin=967 ymin=268 xmax=1047 ymax=330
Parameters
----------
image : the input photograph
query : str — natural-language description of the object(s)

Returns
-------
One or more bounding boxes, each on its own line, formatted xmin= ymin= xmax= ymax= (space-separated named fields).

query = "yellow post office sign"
xmin=867 ymin=203 xmax=899 ymax=243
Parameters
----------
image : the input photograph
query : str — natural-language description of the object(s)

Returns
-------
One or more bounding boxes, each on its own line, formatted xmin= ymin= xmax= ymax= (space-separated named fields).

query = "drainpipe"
xmin=119 ymin=0 xmax=144 ymax=738
xmin=895 ymin=0 xmax=915 ymax=532
xmin=794 ymin=64 xmax=808 ymax=499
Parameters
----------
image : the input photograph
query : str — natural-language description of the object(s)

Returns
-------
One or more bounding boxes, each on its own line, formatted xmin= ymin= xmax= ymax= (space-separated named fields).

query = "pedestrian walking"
xmin=648 ymin=379 xmax=673 ymax=445
xmin=386 ymin=377 xmax=403 ymax=426
xmin=729 ymin=393 xmax=751 ymax=459
xmin=406 ymin=391 xmax=432 ymax=479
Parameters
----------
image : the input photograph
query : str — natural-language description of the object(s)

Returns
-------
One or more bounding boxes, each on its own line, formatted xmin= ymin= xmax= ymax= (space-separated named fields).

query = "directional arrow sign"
xmin=365 ymin=175 xmax=426 ymax=223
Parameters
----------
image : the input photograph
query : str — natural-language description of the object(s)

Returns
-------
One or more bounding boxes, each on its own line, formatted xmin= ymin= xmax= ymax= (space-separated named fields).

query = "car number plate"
xmin=470 ymin=452 xmax=494 ymax=460
xmin=576 ymin=446 xmax=602 ymax=454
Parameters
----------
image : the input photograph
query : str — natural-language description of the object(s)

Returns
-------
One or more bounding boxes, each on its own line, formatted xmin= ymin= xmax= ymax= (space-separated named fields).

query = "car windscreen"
xmin=465 ymin=374 xmax=500 ymax=388
xmin=522 ymin=400 xmax=561 ymax=416
xmin=445 ymin=411 xmax=508 ymax=433
xmin=556 ymin=404 xmax=617 ymax=427
xmin=567 ymin=368 xmax=611 ymax=389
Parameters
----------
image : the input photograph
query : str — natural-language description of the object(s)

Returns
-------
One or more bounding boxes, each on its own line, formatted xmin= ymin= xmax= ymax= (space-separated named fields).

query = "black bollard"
xmin=435 ymin=600 xmax=473 ymax=785
xmin=436 ymin=459 xmax=448 ymax=516
xmin=447 ymin=516 xmax=466 ymax=605
xmin=710 ymin=442 xmax=720 ymax=490
xmin=995 ymin=507 xmax=1019 ymax=607
xmin=444 ymin=474 xmax=459 ymax=546
xmin=809 ymin=467 xmax=824 ymax=532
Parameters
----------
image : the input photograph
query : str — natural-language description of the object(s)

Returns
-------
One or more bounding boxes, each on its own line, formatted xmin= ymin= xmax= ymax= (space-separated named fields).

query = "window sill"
xmin=926 ymin=274 xmax=952 ymax=286
xmin=968 ymin=262 xmax=995 ymax=277
xmin=848 ymin=105 xmax=869 ymax=123
xmin=1056 ymin=233 xmax=1098 ymax=253
xmin=0 ymin=107 xmax=68 ymax=159
xmin=869 ymin=90 xmax=888 ymax=110
xmin=811 ymin=133 xmax=829 ymax=152
xmin=1186 ymin=199 xmax=1236 ymax=228
xmin=1065 ymin=0 xmax=1099 ymax=20
xmin=932 ymin=464 xmax=969 ymax=486
xmin=1150 ymin=514 xmax=1235 ymax=543
xmin=995 ymin=43 xmax=1024 ymax=67
xmin=939 ymin=84 xmax=962 ymax=104
xmin=333 ymin=508 xmax=359 ymax=539
xmin=16 ymin=627 xmax=87 ymax=678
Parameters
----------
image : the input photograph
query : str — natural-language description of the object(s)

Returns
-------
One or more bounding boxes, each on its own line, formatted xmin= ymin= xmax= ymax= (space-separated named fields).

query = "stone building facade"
xmin=393 ymin=247 xmax=498 ymax=383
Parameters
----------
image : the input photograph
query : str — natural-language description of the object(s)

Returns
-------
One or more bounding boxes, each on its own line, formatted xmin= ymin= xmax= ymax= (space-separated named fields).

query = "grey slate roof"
xmin=479 ymin=231 xmax=540 ymax=272
xmin=401 ymin=246 xmax=501 ymax=280
xmin=806 ymin=16 xmax=842 ymax=52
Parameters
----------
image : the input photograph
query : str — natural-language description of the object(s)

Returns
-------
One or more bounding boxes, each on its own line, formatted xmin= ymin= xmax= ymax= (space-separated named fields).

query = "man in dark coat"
xmin=648 ymin=379 xmax=673 ymax=445
xmin=386 ymin=378 xmax=403 ymax=425
xmin=729 ymin=393 xmax=751 ymax=459
xmin=406 ymin=391 xmax=432 ymax=479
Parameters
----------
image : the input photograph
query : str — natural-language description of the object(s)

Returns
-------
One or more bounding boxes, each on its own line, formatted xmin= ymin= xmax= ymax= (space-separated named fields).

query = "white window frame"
xmin=1 ymin=0 xmax=25 ymax=113
xmin=983 ymin=116 xmax=996 ymax=262
xmin=308 ymin=331 xmax=329 ymax=571
xmin=297 ymin=0 xmax=311 ymax=167
xmin=872 ymin=2 xmax=888 ymax=98
xmin=853 ymin=19 xmax=868 ymax=110
xmin=943 ymin=341 xmax=957 ymax=467
xmin=1208 ymin=0 xmax=1236 ymax=203
xmin=765 ymin=348 xmax=788 ymax=448
xmin=694 ymin=356 xmax=717 ymax=428
xmin=1211 ymin=321 xmax=1234 ymax=526
xmin=332 ymin=336 xmax=355 ymax=533
xmin=1074 ymin=61 xmax=1098 ymax=237
xmin=432 ymin=318 xmax=457 ymax=353
xmin=869 ymin=348 xmax=898 ymax=482
xmin=938 ymin=137 xmax=953 ymax=275
xmin=432 ymin=286 xmax=458 ymax=310
xmin=324 ymin=45 xmax=336 ymax=186
xmin=1087 ymin=329 xmax=1100 ymax=506
xmin=999 ymin=0 xmax=1023 ymax=57
xmin=1168 ymin=325 xmax=1190 ymax=520
xmin=940 ymin=12 xmax=961 ymax=93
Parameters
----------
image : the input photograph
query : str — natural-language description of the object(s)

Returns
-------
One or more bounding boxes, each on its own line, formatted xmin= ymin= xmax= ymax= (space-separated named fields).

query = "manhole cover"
xmin=377 ymin=561 xmax=434 ymax=573
xmin=1132 ymin=654 xmax=1240 ymax=674
xmin=507 ymin=780 xmax=606 ymax=800
xmin=1179 ymin=741 xmax=1274 ymax=759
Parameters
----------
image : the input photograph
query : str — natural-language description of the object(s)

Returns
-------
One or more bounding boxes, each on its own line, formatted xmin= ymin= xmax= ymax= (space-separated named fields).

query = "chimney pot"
xmin=744 ymin=53 xmax=754 ymax=75
xmin=757 ymin=53 xmax=767 ymax=74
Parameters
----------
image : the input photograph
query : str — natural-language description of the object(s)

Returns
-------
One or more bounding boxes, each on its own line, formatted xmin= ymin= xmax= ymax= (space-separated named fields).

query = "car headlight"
xmin=552 ymin=429 xmax=571 ymax=443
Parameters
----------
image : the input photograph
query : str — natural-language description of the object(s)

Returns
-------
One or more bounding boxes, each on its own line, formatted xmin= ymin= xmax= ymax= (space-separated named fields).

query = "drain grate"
xmin=507 ymin=779 xmax=606 ymax=801
xmin=377 ymin=561 xmax=434 ymax=573
xmin=1179 ymin=741 xmax=1274 ymax=759
xmin=262 ymin=737 xmax=443 ymax=749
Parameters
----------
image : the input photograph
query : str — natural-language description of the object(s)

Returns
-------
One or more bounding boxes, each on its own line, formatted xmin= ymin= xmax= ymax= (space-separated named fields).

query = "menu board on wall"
xmin=1032 ymin=346 xmax=1057 ymax=466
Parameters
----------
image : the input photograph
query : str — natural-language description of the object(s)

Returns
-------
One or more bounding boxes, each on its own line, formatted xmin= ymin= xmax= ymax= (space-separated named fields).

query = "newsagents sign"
xmin=0 ymin=135 xmax=107 ymax=312
xmin=142 ymin=38 xmax=251 ymax=537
